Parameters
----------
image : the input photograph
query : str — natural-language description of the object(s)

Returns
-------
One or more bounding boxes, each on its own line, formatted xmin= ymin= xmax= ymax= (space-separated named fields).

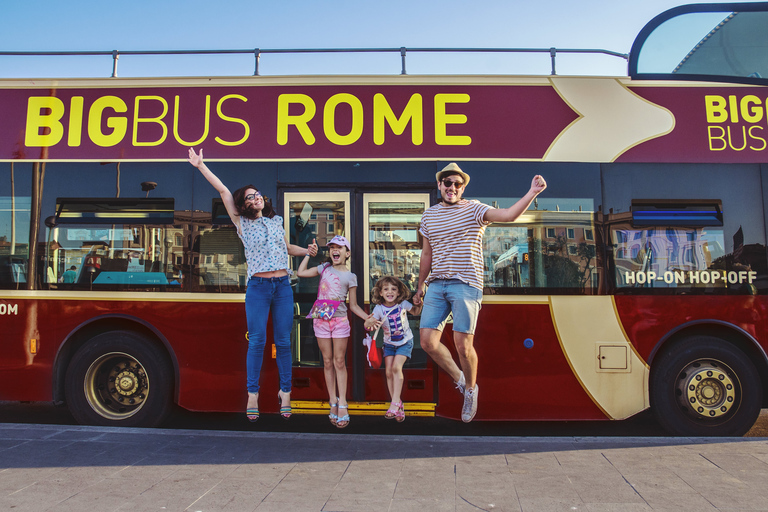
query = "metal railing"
xmin=0 ymin=47 xmax=629 ymax=77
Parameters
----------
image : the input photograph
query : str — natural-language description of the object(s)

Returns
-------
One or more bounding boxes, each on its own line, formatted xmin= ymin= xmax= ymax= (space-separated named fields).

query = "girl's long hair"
xmin=371 ymin=276 xmax=410 ymax=305
xmin=232 ymin=184 xmax=275 ymax=219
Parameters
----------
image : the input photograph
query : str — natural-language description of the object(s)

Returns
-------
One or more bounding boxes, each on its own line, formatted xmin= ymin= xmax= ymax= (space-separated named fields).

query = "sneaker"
xmin=461 ymin=384 xmax=478 ymax=423
xmin=454 ymin=371 xmax=466 ymax=395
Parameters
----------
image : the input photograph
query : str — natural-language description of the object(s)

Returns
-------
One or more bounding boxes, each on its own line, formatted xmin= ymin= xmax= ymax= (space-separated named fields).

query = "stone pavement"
xmin=1 ymin=423 xmax=768 ymax=511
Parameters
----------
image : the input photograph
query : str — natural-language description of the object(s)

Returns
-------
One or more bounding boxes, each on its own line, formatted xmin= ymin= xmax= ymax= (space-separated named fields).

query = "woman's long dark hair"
xmin=232 ymin=184 xmax=275 ymax=219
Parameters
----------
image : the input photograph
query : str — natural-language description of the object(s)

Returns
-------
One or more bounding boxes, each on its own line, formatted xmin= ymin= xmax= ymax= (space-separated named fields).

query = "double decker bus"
xmin=3 ymin=2 xmax=768 ymax=436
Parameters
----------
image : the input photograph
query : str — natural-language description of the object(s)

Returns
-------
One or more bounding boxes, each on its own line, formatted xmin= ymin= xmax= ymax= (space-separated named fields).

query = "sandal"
xmin=385 ymin=402 xmax=399 ymax=420
xmin=395 ymin=401 xmax=405 ymax=423
xmin=278 ymin=390 xmax=292 ymax=420
xmin=246 ymin=392 xmax=259 ymax=422
xmin=329 ymin=398 xmax=339 ymax=426
xmin=336 ymin=404 xmax=350 ymax=429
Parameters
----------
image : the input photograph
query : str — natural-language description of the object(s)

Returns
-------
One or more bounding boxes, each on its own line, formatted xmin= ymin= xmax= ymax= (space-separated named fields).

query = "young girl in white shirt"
xmin=365 ymin=276 xmax=422 ymax=422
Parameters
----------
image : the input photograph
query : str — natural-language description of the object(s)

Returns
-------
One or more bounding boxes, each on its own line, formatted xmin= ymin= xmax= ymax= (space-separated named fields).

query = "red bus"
xmin=2 ymin=2 xmax=768 ymax=435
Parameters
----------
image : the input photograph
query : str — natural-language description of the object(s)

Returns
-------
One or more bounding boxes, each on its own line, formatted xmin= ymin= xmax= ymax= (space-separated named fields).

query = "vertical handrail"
xmin=111 ymin=50 xmax=119 ymax=78
xmin=254 ymin=48 xmax=260 ymax=76
xmin=400 ymin=47 xmax=407 ymax=75
xmin=550 ymin=48 xmax=557 ymax=75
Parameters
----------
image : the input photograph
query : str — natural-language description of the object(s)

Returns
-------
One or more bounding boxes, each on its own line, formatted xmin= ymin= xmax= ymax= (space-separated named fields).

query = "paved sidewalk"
xmin=1 ymin=423 xmax=768 ymax=511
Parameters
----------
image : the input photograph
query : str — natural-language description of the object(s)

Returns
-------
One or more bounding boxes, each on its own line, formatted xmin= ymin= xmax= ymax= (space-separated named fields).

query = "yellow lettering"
xmin=25 ymin=96 xmax=65 ymax=147
xmin=434 ymin=93 xmax=471 ymax=146
xmin=727 ymin=125 xmax=747 ymax=151
xmin=705 ymin=95 xmax=728 ymax=123
xmin=708 ymin=125 xmax=727 ymax=151
xmin=728 ymin=95 xmax=739 ymax=123
xmin=741 ymin=95 xmax=763 ymax=123
xmin=323 ymin=93 xmax=363 ymax=146
xmin=373 ymin=93 xmax=423 ymax=146
xmin=173 ymin=95 xmax=210 ymax=146
xmin=749 ymin=125 xmax=766 ymax=151
xmin=215 ymin=94 xmax=250 ymax=146
xmin=132 ymin=96 xmax=169 ymax=147
xmin=88 ymin=96 xmax=127 ymax=147
xmin=277 ymin=94 xmax=316 ymax=145
xmin=67 ymin=97 xmax=84 ymax=147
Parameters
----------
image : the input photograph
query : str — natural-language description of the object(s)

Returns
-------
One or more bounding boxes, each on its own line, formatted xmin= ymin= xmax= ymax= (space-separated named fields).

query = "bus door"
xmin=284 ymin=191 xmax=434 ymax=412
xmin=362 ymin=193 xmax=434 ymax=411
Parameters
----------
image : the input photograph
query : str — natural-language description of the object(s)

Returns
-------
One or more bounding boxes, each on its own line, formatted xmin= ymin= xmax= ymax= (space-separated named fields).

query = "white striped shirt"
xmin=419 ymin=200 xmax=493 ymax=290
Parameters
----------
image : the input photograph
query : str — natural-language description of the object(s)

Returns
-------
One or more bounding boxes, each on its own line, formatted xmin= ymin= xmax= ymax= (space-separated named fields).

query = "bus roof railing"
xmin=0 ymin=47 xmax=629 ymax=78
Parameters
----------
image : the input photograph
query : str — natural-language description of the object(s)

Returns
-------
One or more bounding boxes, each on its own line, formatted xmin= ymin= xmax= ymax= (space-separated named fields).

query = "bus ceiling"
xmin=629 ymin=2 xmax=768 ymax=85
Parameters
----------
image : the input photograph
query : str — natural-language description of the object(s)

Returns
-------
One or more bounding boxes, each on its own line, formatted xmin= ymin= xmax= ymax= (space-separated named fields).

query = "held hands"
xmin=364 ymin=315 xmax=382 ymax=331
xmin=306 ymin=238 xmax=318 ymax=257
xmin=531 ymin=175 xmax=547 ymax=194
xmin=412 ymin=287 xmax=424 ymax=306
xmin=187 ymin=148 xmax=203 ymax=168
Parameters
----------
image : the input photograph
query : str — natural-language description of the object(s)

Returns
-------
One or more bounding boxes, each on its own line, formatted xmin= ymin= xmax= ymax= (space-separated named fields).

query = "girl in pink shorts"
xmin=297 ymin=235 xmax=369 ymax=428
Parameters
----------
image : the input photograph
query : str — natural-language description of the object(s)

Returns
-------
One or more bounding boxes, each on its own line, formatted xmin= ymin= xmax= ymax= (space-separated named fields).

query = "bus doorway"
xmin=283 ymin=189 xmax=434 ymax=414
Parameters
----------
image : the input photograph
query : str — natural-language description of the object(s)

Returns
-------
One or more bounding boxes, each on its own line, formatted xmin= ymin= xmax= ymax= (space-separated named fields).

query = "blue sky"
xmin=0 ymin=0 xmax=757 ymax=78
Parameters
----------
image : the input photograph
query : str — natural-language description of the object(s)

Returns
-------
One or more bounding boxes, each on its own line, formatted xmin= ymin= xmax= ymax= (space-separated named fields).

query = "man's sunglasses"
xmin=441 ymin=179 xmax=464 ymax=189
xmin=244 ymin=192 xmax=262 ymax=201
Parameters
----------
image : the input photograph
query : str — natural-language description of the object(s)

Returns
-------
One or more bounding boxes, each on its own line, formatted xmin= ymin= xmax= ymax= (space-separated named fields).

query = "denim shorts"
xmin=419 ymin=279 xmax=483 ymax=335
xmin=383 ymin=339 xmax=413 ymax=359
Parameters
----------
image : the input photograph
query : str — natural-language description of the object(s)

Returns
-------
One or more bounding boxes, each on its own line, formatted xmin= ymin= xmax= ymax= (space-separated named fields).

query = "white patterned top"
xmin=238 ymin=215 xmax=291 ymax=279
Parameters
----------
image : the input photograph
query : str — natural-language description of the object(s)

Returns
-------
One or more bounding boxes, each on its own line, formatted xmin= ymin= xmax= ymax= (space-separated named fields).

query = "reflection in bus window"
xmin=367 ymin=202 xmax=422 ymax=295
xmin=482 ymin=203 xmax=599 ymax=294
xmin=0 ymin=165 xmax=32 ymax=289
xmin=193 ymin=226 xmax=246 ymax=292
xmin=286 ymin=196 xmax=348 ymax=367
xmin=42 ymin=197 xmax=204 ymax=292
xmin=609 ymin=226 xmax=756 ymax=293
xmin=366 ymin=198 xmax=427 ymax=368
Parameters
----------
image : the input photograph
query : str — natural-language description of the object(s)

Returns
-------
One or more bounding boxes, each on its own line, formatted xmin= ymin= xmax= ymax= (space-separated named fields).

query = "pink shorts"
xmin=313 ymin=316 xmax=351 ymax=338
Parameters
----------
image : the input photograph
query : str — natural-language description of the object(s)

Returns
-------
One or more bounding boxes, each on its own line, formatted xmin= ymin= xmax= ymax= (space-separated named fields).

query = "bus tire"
xmin=650 ymin=336 xmax=762 ymax=436
xmin=64 ymin=331 xmax=173 ymax=427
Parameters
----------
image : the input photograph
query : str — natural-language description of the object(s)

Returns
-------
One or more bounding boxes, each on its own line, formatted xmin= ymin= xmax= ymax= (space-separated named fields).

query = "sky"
xmin=0 ymin=0 xmax=760 ymax=79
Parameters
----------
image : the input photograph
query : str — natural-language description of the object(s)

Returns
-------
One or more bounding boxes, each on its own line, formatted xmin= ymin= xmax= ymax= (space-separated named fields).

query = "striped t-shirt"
xmin=419 ymin=200 xmax=493 ymax=290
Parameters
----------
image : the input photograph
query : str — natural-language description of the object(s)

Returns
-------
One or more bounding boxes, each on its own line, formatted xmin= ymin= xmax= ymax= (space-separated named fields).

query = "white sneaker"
xmin=454 ymin=372 xmax=466 ymax=395
xmin=461 ymin=384 xmax=478 ymax=423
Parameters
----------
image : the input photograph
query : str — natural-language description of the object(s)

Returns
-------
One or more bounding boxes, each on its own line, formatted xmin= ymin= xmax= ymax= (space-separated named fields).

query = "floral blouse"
xmin=238 ymin=215 xmax=290 ymax=279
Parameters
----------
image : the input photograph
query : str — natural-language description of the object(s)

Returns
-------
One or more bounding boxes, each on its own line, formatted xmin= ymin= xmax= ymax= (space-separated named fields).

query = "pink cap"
xmin=327 ymin=235 xmax=350 ymax=251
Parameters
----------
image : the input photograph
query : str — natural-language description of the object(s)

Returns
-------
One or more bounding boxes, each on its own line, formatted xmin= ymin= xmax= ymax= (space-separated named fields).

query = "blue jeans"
xmin=245 ymin=275 xmax=294 ymax=393
xmin=419 ymin=279 xmax=483 ymax=335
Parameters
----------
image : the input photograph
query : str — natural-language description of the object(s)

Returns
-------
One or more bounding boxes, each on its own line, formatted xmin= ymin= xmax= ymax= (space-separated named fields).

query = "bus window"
xmin=284 ymin=192 xmax=350 ymax=367
xmin=193 ymin=225 xmax=246 ymax=292
xmin=479 ymin=198 xmax=600 ymax=294
xmin=364 ymin=193 xmax=429 ymax=368
xmin=363 ymin=195 xmax=428 ymax=298
xmin=611 ymin=224 xmax=733 ymax=292
xmin=630 ymin=5 xmax=768 ymax=85
xmin=46 ymin=198 xmax=184 ymax=291
xmin=0 ymin=164 xmax=32 ymax=289
xmin=603 ymin=163 xmax=768 ymax=294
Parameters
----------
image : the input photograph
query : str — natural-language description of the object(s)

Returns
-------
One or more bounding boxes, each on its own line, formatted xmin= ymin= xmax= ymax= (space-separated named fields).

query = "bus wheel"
xmin=651 ymin=336 xmax=762 ymax=436
xmin=65 ymin=331 xmax=173 ymax=427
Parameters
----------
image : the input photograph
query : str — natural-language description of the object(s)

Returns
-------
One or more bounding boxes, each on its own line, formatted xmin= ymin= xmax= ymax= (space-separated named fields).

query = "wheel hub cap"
xmin=683 ymin=365 xmax=736 ymax=418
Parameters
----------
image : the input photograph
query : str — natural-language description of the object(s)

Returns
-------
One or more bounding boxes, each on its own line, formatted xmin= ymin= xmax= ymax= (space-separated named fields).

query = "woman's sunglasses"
xmin=244 ymin=192 xmax=262 ymax=201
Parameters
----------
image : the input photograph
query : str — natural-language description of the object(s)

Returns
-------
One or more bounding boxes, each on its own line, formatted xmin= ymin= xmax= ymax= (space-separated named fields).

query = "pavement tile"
xmin=385 ymin=498 xmax=456 ymax=512
xmin=518 ymin=497 xmax=585 ymax=511
xmin=321 ymin=497 xmax=394 ymax=512
xmin=585 ymin=504 xmax=653 ymax=511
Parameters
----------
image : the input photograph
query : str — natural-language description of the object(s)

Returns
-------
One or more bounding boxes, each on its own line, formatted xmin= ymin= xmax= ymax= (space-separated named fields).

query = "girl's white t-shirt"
xmin=371 ymin=300 xmax=415 ymax=346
